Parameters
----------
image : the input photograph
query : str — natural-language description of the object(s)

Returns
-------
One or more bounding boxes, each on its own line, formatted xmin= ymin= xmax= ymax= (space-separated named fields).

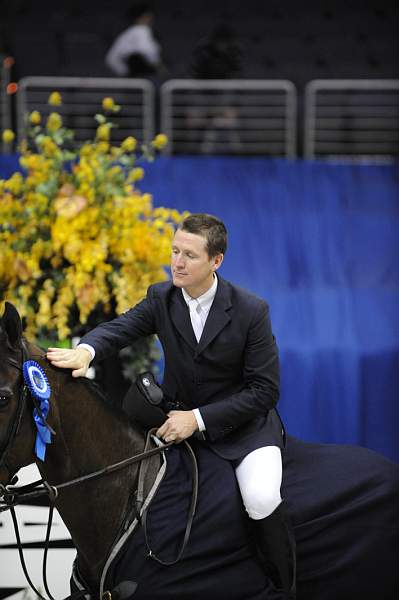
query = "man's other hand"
xmin=156 ymin=410 xmax=198 ymax=443
xmin=46 ymin=347 xmax=92 ymax=378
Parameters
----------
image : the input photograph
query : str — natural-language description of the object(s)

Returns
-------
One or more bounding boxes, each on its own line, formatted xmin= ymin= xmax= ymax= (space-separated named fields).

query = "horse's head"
xmin=0 ymin=302 xmax=34 ymax=484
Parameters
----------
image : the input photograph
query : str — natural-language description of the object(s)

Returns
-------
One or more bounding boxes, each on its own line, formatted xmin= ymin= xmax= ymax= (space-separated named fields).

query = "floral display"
xmin=0 ymin=93 xmax=186 ymax=349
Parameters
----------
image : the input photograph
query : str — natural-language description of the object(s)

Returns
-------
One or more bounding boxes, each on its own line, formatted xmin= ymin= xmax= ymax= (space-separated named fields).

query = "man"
xmin=47 ymin=213 xmax=295 ymax=598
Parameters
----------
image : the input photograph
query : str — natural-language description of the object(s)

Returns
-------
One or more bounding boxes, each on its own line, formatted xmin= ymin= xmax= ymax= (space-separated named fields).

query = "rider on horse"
xmin=47 ymin=213 xmax=296 ymax=599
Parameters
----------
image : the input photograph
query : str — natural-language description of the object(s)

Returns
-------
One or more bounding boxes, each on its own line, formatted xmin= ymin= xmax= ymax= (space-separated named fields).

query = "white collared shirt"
xmin=181 ymin=275 xmax=218 ymax=432
xmin=181 ymin=273 xmax=218 ymax=337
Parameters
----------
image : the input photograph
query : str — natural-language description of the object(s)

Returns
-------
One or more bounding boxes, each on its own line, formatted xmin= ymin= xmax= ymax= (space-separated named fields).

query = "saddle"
xmin=122 ymin=372 xmax=167 ymax=429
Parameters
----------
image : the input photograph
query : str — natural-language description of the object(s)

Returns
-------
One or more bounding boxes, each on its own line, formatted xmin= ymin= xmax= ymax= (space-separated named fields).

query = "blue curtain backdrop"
xmin=1 ymin=156 xmax=398 ymax=462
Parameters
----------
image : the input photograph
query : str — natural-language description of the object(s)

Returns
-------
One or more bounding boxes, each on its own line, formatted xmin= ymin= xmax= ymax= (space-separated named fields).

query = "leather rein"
xmin=0 ymin=340 xmax=199 ymax=599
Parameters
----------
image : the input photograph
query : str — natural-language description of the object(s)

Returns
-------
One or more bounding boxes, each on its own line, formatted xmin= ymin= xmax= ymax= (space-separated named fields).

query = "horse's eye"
xmin=0 ymin=394 xmax=11 ymax=409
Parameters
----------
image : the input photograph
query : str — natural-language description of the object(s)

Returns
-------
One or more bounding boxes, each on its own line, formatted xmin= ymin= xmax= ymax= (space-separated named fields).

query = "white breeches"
xmin=235 ymin=446 xmax=282 ymax=520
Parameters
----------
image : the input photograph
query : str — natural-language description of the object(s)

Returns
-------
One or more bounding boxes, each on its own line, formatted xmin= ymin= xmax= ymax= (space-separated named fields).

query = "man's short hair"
xmin=128 ymin=2 xmax=154 ymax=22
xmin=180 ymin=213 xmax=227 ymax=257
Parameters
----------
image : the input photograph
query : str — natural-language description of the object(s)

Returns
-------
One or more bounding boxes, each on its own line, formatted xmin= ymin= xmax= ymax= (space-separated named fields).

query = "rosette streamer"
xmin=22 ymin=360 xmax=52 ymax=461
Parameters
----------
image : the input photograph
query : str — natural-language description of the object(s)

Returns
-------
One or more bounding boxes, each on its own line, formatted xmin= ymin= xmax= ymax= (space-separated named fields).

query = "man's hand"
xmin=46 ymin=347 xmax=92 ymax=378
xmin=156 ymin=410 xmax=198 ymax=443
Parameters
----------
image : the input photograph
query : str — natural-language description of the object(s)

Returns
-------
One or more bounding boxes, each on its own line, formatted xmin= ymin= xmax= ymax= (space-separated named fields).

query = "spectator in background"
xmin=190 ymin=23 xmax=242 ymax=80
xmin=189 ymin=24 xmax=243 ymax=154
xmin=105 ymin=2 xmax=166 ymax=79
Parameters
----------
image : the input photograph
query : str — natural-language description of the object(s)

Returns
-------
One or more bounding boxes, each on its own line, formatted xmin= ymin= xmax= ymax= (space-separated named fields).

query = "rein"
xmin=0 ymin=430 xmax=174 ymax=508
xmin=0 ymin=341 xmax=199 ymax=598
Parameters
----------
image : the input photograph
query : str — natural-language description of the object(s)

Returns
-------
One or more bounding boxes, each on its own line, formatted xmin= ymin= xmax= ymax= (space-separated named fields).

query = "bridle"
xmin=0 ymin=340 xmax=31 ymax=481
xmin=0 ymin=339 xmax=199 ymax=600
xmin=1 ymin=339 xmax=57 ymax=481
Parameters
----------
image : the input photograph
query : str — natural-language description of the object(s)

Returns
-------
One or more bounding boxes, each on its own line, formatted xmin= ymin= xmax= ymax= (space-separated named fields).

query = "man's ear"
xmin=213 ymin=253 xmax=224 ymax=271
xmin=1 ymin=302 xmax=23 ymax=348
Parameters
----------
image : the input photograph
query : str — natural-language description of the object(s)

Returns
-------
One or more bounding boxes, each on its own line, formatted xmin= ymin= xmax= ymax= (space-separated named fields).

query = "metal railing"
xmin=5 ymin=76 xmax=399 ymax=161
xmin=17 ymin=76 xmax=155 ymax=145
xmin=161 ymin=79 xmax=297 ymax=157
xmin=304 ymin=79 xmax=399 ymax=161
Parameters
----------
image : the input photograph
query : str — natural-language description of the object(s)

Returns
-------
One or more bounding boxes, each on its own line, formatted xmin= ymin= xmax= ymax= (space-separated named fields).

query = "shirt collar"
xmin=182 ymin=274 xmax=218 ymax=313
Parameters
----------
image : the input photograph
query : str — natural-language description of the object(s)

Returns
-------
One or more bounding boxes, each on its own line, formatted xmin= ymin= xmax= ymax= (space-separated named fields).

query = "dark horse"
xmin=1 ymin=302 xmax=399 ymax=600
xmin=0 ymin=303 xmax=161 ymax=597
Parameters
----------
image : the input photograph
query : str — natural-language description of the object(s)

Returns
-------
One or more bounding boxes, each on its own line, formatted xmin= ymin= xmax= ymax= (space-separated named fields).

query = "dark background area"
xmin=1 ymin=0 xmax=398 ymax=86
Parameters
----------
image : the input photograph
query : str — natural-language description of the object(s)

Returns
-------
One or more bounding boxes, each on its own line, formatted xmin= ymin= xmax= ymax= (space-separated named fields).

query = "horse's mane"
xmin=29 ymin=344 xmax=124 ymax=414
xmin=78 ymin=377 xmax=122 ymax=411
xmin=29 ymin=340 xmax=130 ymax=420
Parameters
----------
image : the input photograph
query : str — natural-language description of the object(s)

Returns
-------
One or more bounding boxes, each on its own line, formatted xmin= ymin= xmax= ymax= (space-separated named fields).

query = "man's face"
xmin=171 ymin=229 xmax=223 ymax=297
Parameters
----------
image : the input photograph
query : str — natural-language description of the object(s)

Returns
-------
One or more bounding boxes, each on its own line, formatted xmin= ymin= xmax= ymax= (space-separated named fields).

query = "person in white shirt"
xmin=105 ymin=2 xmax=163 ymax=78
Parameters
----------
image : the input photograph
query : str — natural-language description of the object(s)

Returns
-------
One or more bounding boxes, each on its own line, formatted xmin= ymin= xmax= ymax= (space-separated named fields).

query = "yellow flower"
xmin=48 ymin=91 xmax=62 ymax=106
xmin=13 ymin=257 xmax=32 ymax=282
xmin=80 ymin=143 xmax=94 ymax=157
xmin=96 ymin=141 xmax=109 ymax=154
xmin=46 ymin=112 xmax=62 ymax=132
xmin=121 ymin=136 xmax=137 ymax=152
xmin=2 ymin=129 xmax=15 ymax=144
xmin=111 ymin=146 xmax=123 ymax=158
xmin=171 ymin=209 xmax=185 ymax=223
xmin=5 ymin=172 xmax=23 ymax=195
xmin=54 ymin=194 xmax=87 ymax=219
xmin=152 ymin=134 xmax=168 ymax=150
xmin=29 ymin=111 xmax=41 ymax=125
xmin=142 ymin=193 xmax=152 ymax=205
xmin=129 ymin=167 xmax=145 ymax=182
xmin=102 ymin=97 xmax=116 ymax=111
xmin=39 ymin=136 xmax=58 ymax=157
xmin=96 ymin=124 xmax=110 ymax=141
xmin=108 ymin=165 xmax=122 ymax=178
xmin=19 ymin=139 xmax=28 ymax=154
xmin=26 ymin=155 xmax=40 ymax=170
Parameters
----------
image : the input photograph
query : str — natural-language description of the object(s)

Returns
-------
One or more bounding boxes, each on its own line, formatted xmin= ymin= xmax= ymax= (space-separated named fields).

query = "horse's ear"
xmin=2 ymin=302 xmax=23 ymax=347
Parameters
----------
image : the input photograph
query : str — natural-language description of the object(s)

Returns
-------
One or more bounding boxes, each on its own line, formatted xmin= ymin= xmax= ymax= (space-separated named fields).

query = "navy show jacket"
xmin=80 ymin=276 xmax=285 ymax=460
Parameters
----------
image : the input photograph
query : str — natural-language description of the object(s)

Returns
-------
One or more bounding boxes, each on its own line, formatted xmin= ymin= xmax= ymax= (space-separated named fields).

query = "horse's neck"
xmin=39 ymin=364 xmax=145 ymax=588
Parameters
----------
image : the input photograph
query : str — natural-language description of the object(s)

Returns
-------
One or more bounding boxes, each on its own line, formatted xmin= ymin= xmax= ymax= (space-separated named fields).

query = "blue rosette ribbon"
xmin=22 ymin=360 xmax=52 ymax=461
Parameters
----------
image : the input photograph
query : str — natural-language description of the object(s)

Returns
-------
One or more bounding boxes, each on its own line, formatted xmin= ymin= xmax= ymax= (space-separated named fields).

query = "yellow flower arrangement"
xmin=0 ymin=93 xmax=185 ymax=347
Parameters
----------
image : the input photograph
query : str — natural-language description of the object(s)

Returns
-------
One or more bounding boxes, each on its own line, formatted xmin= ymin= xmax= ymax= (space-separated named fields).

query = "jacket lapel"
xmin=196 ymin=277 xmax=232 ymax=355
xmin=169 ymin=287 xmax=197 ymax=350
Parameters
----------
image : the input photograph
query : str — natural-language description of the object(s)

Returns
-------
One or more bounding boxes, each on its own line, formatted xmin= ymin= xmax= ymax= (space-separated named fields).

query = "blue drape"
xmin=143 ymin=157 xmax=399 ymax=462
xmin=1 ymin=156 xmax=398 ymax=462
